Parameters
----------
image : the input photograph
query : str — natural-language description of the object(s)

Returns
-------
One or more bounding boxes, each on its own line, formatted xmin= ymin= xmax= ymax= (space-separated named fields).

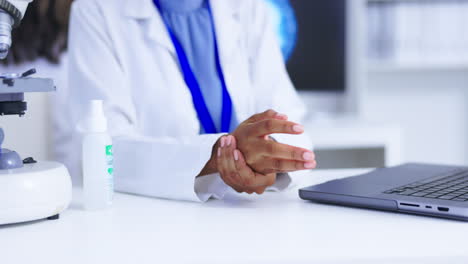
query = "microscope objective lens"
xmin=0 ymin=43 xmax=9 ymax=59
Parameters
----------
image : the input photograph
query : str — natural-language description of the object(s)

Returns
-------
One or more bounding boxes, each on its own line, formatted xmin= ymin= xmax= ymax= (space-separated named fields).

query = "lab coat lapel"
xmin=125 ymin=0 xmax=249 ymax=125
xmin=124 ymin=0 xmax=175 ymax=55
xmin=209 ymin=0 xmax=241 ymax=66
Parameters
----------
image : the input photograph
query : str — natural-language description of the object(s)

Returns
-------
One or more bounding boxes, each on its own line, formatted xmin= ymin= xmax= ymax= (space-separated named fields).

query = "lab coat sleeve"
xmin=247 ymin=0 xmax=313 ymax=151
xmin=68 ymin=1 xmax=225 ymax=202
xmin=114 ymin=135 xmax=229 ymax=202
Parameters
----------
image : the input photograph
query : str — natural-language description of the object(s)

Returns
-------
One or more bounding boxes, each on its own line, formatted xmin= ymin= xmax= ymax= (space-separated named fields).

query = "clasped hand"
xmin=209 ymin=110 xmax=316 ymax=194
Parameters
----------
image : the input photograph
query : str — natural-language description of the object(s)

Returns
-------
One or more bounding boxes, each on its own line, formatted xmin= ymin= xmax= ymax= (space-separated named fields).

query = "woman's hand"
xmin=198 ymin=109 xmax=316 ymax=178
xmin=231 ymin=109 xmax=316 ymax=175
xmin=217 ymin=135 xmax=275 ymax=194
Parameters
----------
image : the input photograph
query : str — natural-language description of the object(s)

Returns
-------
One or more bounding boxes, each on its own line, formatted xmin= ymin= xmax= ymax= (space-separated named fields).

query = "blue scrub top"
xmin=158 ymin=0 xmax=237 ymax=133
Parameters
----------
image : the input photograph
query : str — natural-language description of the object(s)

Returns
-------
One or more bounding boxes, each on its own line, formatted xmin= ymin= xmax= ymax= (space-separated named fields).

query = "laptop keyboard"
xmin=384 ymin=169 xmax=468 ymax=201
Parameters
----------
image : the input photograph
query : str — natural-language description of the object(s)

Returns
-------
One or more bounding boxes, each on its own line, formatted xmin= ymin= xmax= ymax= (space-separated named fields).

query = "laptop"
xmin=299 ymin=163 xmax=468 ymax=221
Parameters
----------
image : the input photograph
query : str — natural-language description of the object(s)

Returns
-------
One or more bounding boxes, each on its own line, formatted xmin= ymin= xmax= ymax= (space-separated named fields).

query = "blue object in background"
xmin=263 ymin=0 xmax=297 ymax=61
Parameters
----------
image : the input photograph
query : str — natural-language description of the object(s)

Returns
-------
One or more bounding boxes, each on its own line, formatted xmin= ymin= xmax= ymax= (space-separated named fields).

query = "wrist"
xmin=198 ymin=136 xmax=223 ymax=176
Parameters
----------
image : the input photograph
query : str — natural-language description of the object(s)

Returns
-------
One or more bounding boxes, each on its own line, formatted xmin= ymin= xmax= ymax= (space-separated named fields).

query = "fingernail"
xmin=233 ymin=150 xmax=239 ymax=161
xmin=293 ymin=125 xmax=304 ymax=133
xmin=226 ymin=136 xmax=232 ymax=146
xmin=275 ymin=113 xmax=288 ymax=120
xmin=220 ymin=137 xmax=225 ymax=147
xmin=304 ymin=162 xmax=315 ymax=169
xmin=217 ymin=147 xmax=221 ymax=157
xmin=303 ymin=152 xmax=314 ymax=161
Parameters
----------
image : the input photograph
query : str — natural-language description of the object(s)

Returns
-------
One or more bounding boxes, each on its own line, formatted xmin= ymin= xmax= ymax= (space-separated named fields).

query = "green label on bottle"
xmin=106 ymin=145 xmax=113 ymax=156
xmin=106 ymin=145 xmax=114 ymax=202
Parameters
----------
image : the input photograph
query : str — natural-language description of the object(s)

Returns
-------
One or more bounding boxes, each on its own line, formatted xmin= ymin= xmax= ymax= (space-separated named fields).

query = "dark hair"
xmin=2 ymin=0 xmax=73 ymax=65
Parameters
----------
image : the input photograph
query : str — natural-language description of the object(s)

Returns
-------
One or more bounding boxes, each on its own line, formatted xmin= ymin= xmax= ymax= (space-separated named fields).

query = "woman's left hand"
xmin=230 ymin=110 xmax=316 ymax=175
xmin=216 ymin=135 xmax=275 ymax=194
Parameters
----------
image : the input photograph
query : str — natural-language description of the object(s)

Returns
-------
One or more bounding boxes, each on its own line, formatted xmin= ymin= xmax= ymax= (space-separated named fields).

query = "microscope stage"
xmin=0 ymin=77 xmax=55 ymax=93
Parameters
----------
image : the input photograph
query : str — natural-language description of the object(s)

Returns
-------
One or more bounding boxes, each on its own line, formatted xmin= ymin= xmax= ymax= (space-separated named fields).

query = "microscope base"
xmin=0 ymin=161 xmax=72 ymax=225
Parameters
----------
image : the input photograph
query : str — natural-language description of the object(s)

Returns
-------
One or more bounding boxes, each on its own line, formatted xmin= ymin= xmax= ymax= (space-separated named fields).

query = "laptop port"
xmin=400 ymin=203 xmax=419 ymax=207
xmin=437 ymin=207 xmax=449 ymax=212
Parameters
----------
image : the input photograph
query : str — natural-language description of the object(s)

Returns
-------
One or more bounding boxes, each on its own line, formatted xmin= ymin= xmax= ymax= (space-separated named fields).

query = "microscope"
xmin=0 ymin=0 xmax=72 ymax=225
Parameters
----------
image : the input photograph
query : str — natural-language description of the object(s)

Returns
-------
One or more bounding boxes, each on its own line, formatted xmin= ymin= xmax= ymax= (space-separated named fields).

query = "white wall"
xmin=364 ymin=70 xmax=468 ymax=165
xmin=298 ymin=69 xmax=468 ymax=168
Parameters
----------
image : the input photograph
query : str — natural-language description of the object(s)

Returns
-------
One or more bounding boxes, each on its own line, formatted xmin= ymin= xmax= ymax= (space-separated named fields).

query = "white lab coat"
xmin=66 ymin=0 xmax=312 ymax=202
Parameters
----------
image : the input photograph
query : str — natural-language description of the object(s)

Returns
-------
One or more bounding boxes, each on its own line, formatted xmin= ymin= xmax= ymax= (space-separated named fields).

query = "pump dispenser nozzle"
xmin=78 ymin=100 xmax=108 ymax=133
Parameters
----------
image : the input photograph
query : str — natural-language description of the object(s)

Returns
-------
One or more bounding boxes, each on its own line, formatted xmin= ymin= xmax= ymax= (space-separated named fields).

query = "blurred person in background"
xmin=65 ymin=0 xmax=315 ymax=202
xmin=0 ymin=0 xmax=73 ymax=169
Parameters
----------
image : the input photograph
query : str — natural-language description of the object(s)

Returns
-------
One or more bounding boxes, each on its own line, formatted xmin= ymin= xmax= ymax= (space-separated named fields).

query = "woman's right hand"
xmin=217 ymin=135 xmax=275 ymax=194
xmin=231 ymin=109 xmax=315 ymax=175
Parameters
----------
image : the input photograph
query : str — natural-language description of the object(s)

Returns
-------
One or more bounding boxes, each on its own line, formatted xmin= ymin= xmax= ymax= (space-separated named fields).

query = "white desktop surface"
xmin=1 ymin=169 xmax=468 ymax=264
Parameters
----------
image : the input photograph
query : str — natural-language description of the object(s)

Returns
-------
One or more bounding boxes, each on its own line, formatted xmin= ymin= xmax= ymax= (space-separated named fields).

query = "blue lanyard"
xmin=153 ymin=0 xmax=233 ymax=133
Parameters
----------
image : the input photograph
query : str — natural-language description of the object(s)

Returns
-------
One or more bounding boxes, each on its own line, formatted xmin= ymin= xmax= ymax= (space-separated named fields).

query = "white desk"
xmin=2 ymin=169 xmax=468 ymax=264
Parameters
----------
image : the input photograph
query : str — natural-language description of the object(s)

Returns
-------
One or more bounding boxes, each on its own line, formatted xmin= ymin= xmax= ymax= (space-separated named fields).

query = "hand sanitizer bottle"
xmin=81 ymin=100 xmax=113 ymax=210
